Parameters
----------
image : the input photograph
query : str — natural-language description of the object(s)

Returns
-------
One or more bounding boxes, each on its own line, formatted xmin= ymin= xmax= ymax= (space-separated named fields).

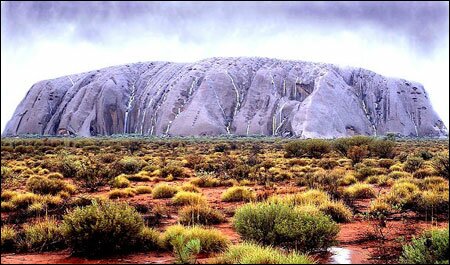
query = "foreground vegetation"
xmin=1 ymin=136 xmax=448 ymax=264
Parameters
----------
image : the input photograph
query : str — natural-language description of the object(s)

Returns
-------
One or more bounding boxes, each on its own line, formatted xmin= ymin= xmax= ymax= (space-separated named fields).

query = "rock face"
xmin=3 ymin=57 xmax=448 ymax=138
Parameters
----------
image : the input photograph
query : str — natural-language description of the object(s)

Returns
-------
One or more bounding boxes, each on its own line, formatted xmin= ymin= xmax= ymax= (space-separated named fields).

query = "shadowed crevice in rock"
xmin=3 ymin=57 xmax=448 ymax=138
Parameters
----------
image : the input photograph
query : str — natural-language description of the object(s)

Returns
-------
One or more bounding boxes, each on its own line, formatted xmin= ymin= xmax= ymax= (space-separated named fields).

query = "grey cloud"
xmin=1 ymin=1 xmax=448 ymax=53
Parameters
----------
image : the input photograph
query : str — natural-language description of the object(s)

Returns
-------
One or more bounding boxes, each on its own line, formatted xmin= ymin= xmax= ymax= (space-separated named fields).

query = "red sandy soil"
xmin=1 ymin=179 xmax=448 ymax=264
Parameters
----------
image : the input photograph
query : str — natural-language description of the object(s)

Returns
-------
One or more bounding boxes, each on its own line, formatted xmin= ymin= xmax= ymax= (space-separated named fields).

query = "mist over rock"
xmin=3 ymin=57 xmax=448 ymax=138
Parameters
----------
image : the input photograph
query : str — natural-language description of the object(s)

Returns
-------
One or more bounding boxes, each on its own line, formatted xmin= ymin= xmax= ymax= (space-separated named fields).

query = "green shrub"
xmin=369 ymin=139 xmax=395 ymax=158
xmin=214 ymin=144 xmax=229 ymax=153
xmin=161 ymin=165 xmax=188 ymax=179
xmin=432 ymin=152 xmax=449 ymax=179
xmin=347 ymin=145 xmax=369 ymax=165
xmin=23 ymin=218 xmax=65 ymax=251
xmin=109 ymin=174 xmax=131 ymax=188
xmin=152 ymin=183 xmax=178 ymax=199
xmin=116 ymin=157 xmax=146 ymax=174
xmin=171 ymin=235 xmax=201 ymax=264
xmin=178 ymin=204 xmax=225 ymax=225
xmin=403 ymin=156 xmax=424 ymax=173
xmin=62 ymin=201 xmax=144 ymax=256
xmin=418 ymin=150 xmax=434 ymax=160
xmin=215 ymin=242 xmax=315 ymax=264
xmin=161 ymin=225 xmax=229 ymax=253
xmin=400 ymin=228 xmax=449 ymax=264
xmin=221 ymin=186 xmax=256 ymax=202
xmin=1 ymin=225 xmax=17 ymax=251
xmin=233 ymin=202 xmax=339 ymax=251
xmin=172 ymin=191 xmax=207 ymax=206
xmin=284 ymin=139 xmax=331 ymax=158
xmin=333 ymin=136 xmax=374 ymax=156
xmin=26 ymin=175 xmax=73 ymax=195
xmin=302 ymin=170 xmax=341 ymax=198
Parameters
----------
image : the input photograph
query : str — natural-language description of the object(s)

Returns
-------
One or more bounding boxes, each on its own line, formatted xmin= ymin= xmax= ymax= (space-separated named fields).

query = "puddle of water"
xmin=328 ymin=247 xmax=352 ymax=264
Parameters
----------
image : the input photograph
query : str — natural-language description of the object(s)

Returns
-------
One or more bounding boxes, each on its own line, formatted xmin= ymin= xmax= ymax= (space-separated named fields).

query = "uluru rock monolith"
xmin=3 ymin=57 xmax=448 ymax=138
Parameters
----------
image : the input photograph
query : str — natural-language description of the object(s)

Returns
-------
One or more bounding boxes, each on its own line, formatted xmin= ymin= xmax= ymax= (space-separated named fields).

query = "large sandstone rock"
xmin=3 ymin=57 xmax=448 ymax=138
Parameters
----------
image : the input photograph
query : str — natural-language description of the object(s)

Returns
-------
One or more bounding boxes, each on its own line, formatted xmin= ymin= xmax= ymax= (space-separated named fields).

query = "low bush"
xmin=284 ymin=139 xmax=331 ymax=158
xmin=418 ymin=189 xmax=449 ymax=214
xmin=10 ymin=192 xmax=40 ymax=209
xmin=318 ymin=201 xmax=353 ymax=223
xmin=333 ymin=136 xmax=374 ymax=156
xmin=22 ymin=218 xmax=65 ymax=251
xmin=403 ymin=156 xmax=424 ymax=173
xmin=1 ymin=201 xmax=16 ymax=212
xmin=369 ymin=139 xmax=395 ymax=158
xmin=115 ymin=157 xmax=146 ymax=174
xmin=432 ymin=152 xmax=449 ymax=179
xmin=134 ymin=186 xmax=152 ymax=194
xmin=180 ymin=183 xmax=201 ymax=193
xmin=172 ymin=191 xmax=207 ymax=206
xmin=108 ymin=188 xmax=136 ymax=199
xmin=62 ymin=201 xmax=145 ymax=256
xmin=152 ymin=183 xmax=178 ymax=199
xmin=1 ymin=225 xmax=17 ymax=251
xmin=378 ymin=158 xmax=395 ymax=168
xmin=221 ymin=186 xmax=256 ymax=202
xmin=171 ymin=235 xmax=201 ymax=264
xmin=1 ymin=190 xmax=18 ymax=201
xmin=161 ymin=165 xmax=188 ymax=179
xmin=343 ymin=183 xmax=376 ymax=200
xmin=178 ymin=204 xmax=225 ymax=225
xmin=412 ymin=168 xmax=434 ymax=179
xmin=138 ymin=227 xmax=161 ymax=251
xmin=388 ymin=171 xmax=412 ymax=179
xmin=368 ymin=199 xmax=392 ymax=215
xmin=215 ymin=242 xmax=315 ymax=264
xmin=127 ymin=171 xmax=152 ymax=181
xmin=233 ymin=202 xmax=339 ymax=251
xmin=26 ymin=175 xmax=74 ymax=195
xmin=347 ymin=145 xmax=369 ymax=165
xmin=399 ymin=228 xmax=449 ymax=264
xmin=190 ymin=175 xmax=221 ymax=187
xmin=110 ymin=174 xmax=131 ymax=188
xmin=161 ymin=225 xmax=229 ymax=253
xmin=268 ymin=189 xmax=331 ymax=207
xmin=382 ymin=181 xmax=421 ymax=210
xmin=339 ymin=173 xmax=357 ymax=186
xmin=47 ymin=172 xmax=64 ymax=179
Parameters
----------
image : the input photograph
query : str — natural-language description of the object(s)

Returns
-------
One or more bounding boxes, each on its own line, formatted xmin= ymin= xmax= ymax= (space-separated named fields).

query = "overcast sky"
xmin=1 ymin=1 xmax=449 ymax=132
